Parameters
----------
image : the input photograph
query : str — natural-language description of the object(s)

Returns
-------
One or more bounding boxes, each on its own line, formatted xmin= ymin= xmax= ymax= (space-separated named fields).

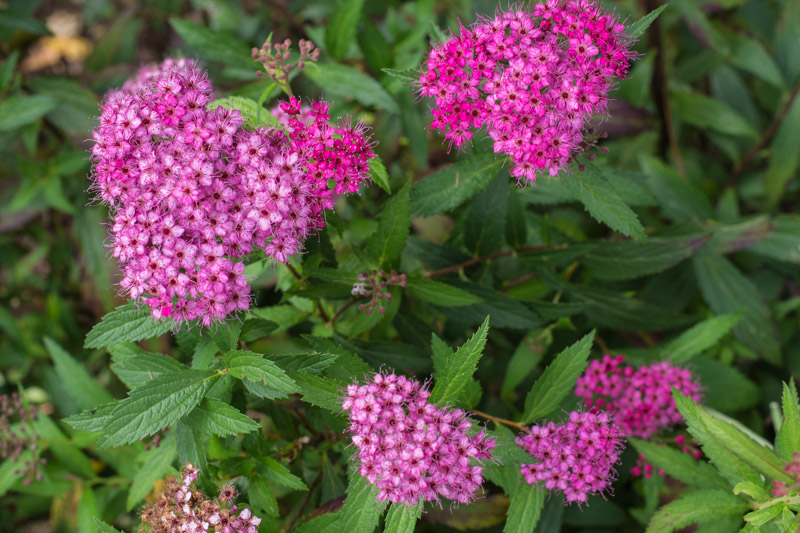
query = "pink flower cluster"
xmin=417 ymin=0 xmax=634 ymax=181
xmin=575 ymin=355 xmax=702 ymax=438
xmin=342 ymin=372 xmax=495 ymax=505
xmin=89 ymin=59 xmax=374 ymax=325
xmin=516 ymin=410 xmax=622 ymax=504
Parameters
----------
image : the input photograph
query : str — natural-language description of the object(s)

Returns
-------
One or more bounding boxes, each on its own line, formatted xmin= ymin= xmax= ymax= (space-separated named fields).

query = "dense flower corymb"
xmin=517 ymin=410 xmax=623 ymax=504
xmin=417 ymin=0 xmax=634 ymax=181
xmin=575 ymin=355 xmax=702 ymax=438
xmin=89 ymin=59 xmax=374 ymax=326
xmin=342 ymin=372 xmax=496 ymax=505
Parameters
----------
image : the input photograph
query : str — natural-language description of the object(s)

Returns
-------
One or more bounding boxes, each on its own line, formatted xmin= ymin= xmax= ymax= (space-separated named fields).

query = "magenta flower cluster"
xmin=516 ymin=410 xmax=622 ymax=504
xmin=575 ymin=355 xmax=702 ymax=438
xmin=417 ymin=0 xmax=634 ymax=181
xmin=342 ymin=372 xmax=496 ymax=505
xmin=89 ymin=59 xmax=374 ymax=325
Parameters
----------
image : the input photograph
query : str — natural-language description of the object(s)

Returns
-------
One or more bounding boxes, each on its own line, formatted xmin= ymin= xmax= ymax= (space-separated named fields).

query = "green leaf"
xmin=176 ymin=419 xmax=207 ymax=473
xmin=646 ymin=490 xmax=748 ymax=533
xmin=64 ymin=401 xmax=117 ymax=433
xmin=185 ymin=398 xmax=259 ymax=437
xmin=127 ymin=436 xmax=177 ymax=510
xmin=290 ymin=372 xmax=346 ymax=411
xmin=410 ymin=155 xmax=504 ymax=217
xmin=693 ymin=255 xmax=780 ymax=365
xmin=674 ymin=391 xmax=793 ymax=485
xmin=76 ymin=485 xmax=99 ymax=533
xmin=404 ymin=277 xmax=484 ymax=307
xmin=563 ymin=163 xmax=647 ymax=240
xmin=728 ymin=33 xmax=786 ymax=90
xmin=749 ymin=216 xmax=800 ymax=263
xmin=673 ymin=391 xmax=761 ymax=486
xmin=170 ymin=19 xmax=253 ymax=70
xmin=505 ymin=188 xmax=528 ymax=248
xmin=250 ymin=477 xmax=279 ymax=517
xmin=44 ymin=337 xmax=113 ymax=411
xmin=630 ymin=438 xmax=729 ymax=490
xmin=627 ymin=5 xmax=668 ymax=38
xmin=224 ymin=350 xmax=298 ymax=396
xmin=446 ymin=281 xmax=542 ymax=330
xmin=385 ymin=503 xmax=422 ymax=533
xmin=733 ymin=481 xmax=770 ymax=501
xmin=84 ymin=303 xmax=173 ymax=349
xmin=381 ymin=67 xmax=418 ymax=84
xmin=744 ymin=502 xmax=785 ymax=527
xmin=326 ymin=0 xmax=365 ymax=60
xmin=0 ymin=12 xmax=51 ymax=34
xmin=306 ymin=63 xmax=398 ymax=113
xmin=430 ymin=316 xmax=490 ymax=406
xmin=502 ymin=329 xmax=552 ymax=400
xmin=583 ymin=234 xmax=710 ymax=281
xmin=240 ymin=318 xmax=279 ymax=342
xmin=523 ymin=332 xmax=594 ymax=423
xmin=208 ymin=96 xmax=280 ymax=129
xmin=358 ymin=20 xmax=393 ymax=74
xmin=465 ymin=175 xmax=509 ymax=256
xmin=665 ymin=313 xmax=742 ymax=363
xmin=94 ymin=519 xmax=124 ymax=533
xmin=672 ymin=90 xmax=759 ymax=140
xmin=776 ymin=381 xmax=800 ymax=461
xmin=98 ymin=370 xmax=217 ymax=448
xmin=368 ymin=156 xmax=391 ymax=194
xmin=257 ymin=457 xmax=308 ymax=491
xmin=764 ymin=96 xmax=800 ymax=207
xmin=0 ymin=50 xmax=19 ymax=93
xmin=33 ymin=414 xmax=95 ymax=478
xmin=109 ymin=344 xmax=186 ymax=389
xmin=322 ymin=470 xmax=386 ymax=533
xmin=640 ymin=156 xmax=713 ymax=222
xmin=268 ymin=353 xmax=339 ymax=374
xmin=0 ymin=94 xmax=56 ymax=132
xmin=504 ymin=481 xmax=545 ymax=533
xmin=689 ymin=356 xmax=759 ymax=413
xmin=367 ymin=183 xmax=410 ymax=268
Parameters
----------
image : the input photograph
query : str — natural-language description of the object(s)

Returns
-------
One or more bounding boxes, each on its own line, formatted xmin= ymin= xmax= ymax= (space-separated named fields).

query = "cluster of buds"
xmin=352 ymin=270 xmax=407 ymax=315
xmin=139 ymin=463 xmax=261 ymax=533
xmin=772 ymin=453 xmax=800 ymax=497
xmin=0 ymin=393 xmax=45 ymax=486
xmin=252 ymin=37 xmax=320 ymax=85
xmin=630 ymin=454 xmax=664 ymax=479
xmin=675 ymin=434 xmax=703 ymax=461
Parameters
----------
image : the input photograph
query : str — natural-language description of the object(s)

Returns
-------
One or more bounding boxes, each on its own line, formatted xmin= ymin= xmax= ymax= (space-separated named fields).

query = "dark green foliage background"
xmin=1 ymin=0 xmax=799 ymax=531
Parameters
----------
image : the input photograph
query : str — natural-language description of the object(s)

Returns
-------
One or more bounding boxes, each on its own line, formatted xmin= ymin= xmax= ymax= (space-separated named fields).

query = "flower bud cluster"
xmin=89 ymin=59 xmax=374 ymax=325
xmin=772 ymin=453 xmax=800 ymax=497
xmin=0 ymin=393 xmax=45 ymax=486
xmin=342 ymin=372 xmax=495 ymax=505
xmin=352 ymin=270 xmax=408 ymax=315
xmin=516 ymin=410 xmax=622 ymax=504
xmin=575 ymin=355 xmax=701 ymax=438
xmin=252 ymin=37 xmax=320 ymax=81
xmin=139 ymin=463 xmax=261 ymax=533
xmin=417 ymin=0 xmax=634 ymax=181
